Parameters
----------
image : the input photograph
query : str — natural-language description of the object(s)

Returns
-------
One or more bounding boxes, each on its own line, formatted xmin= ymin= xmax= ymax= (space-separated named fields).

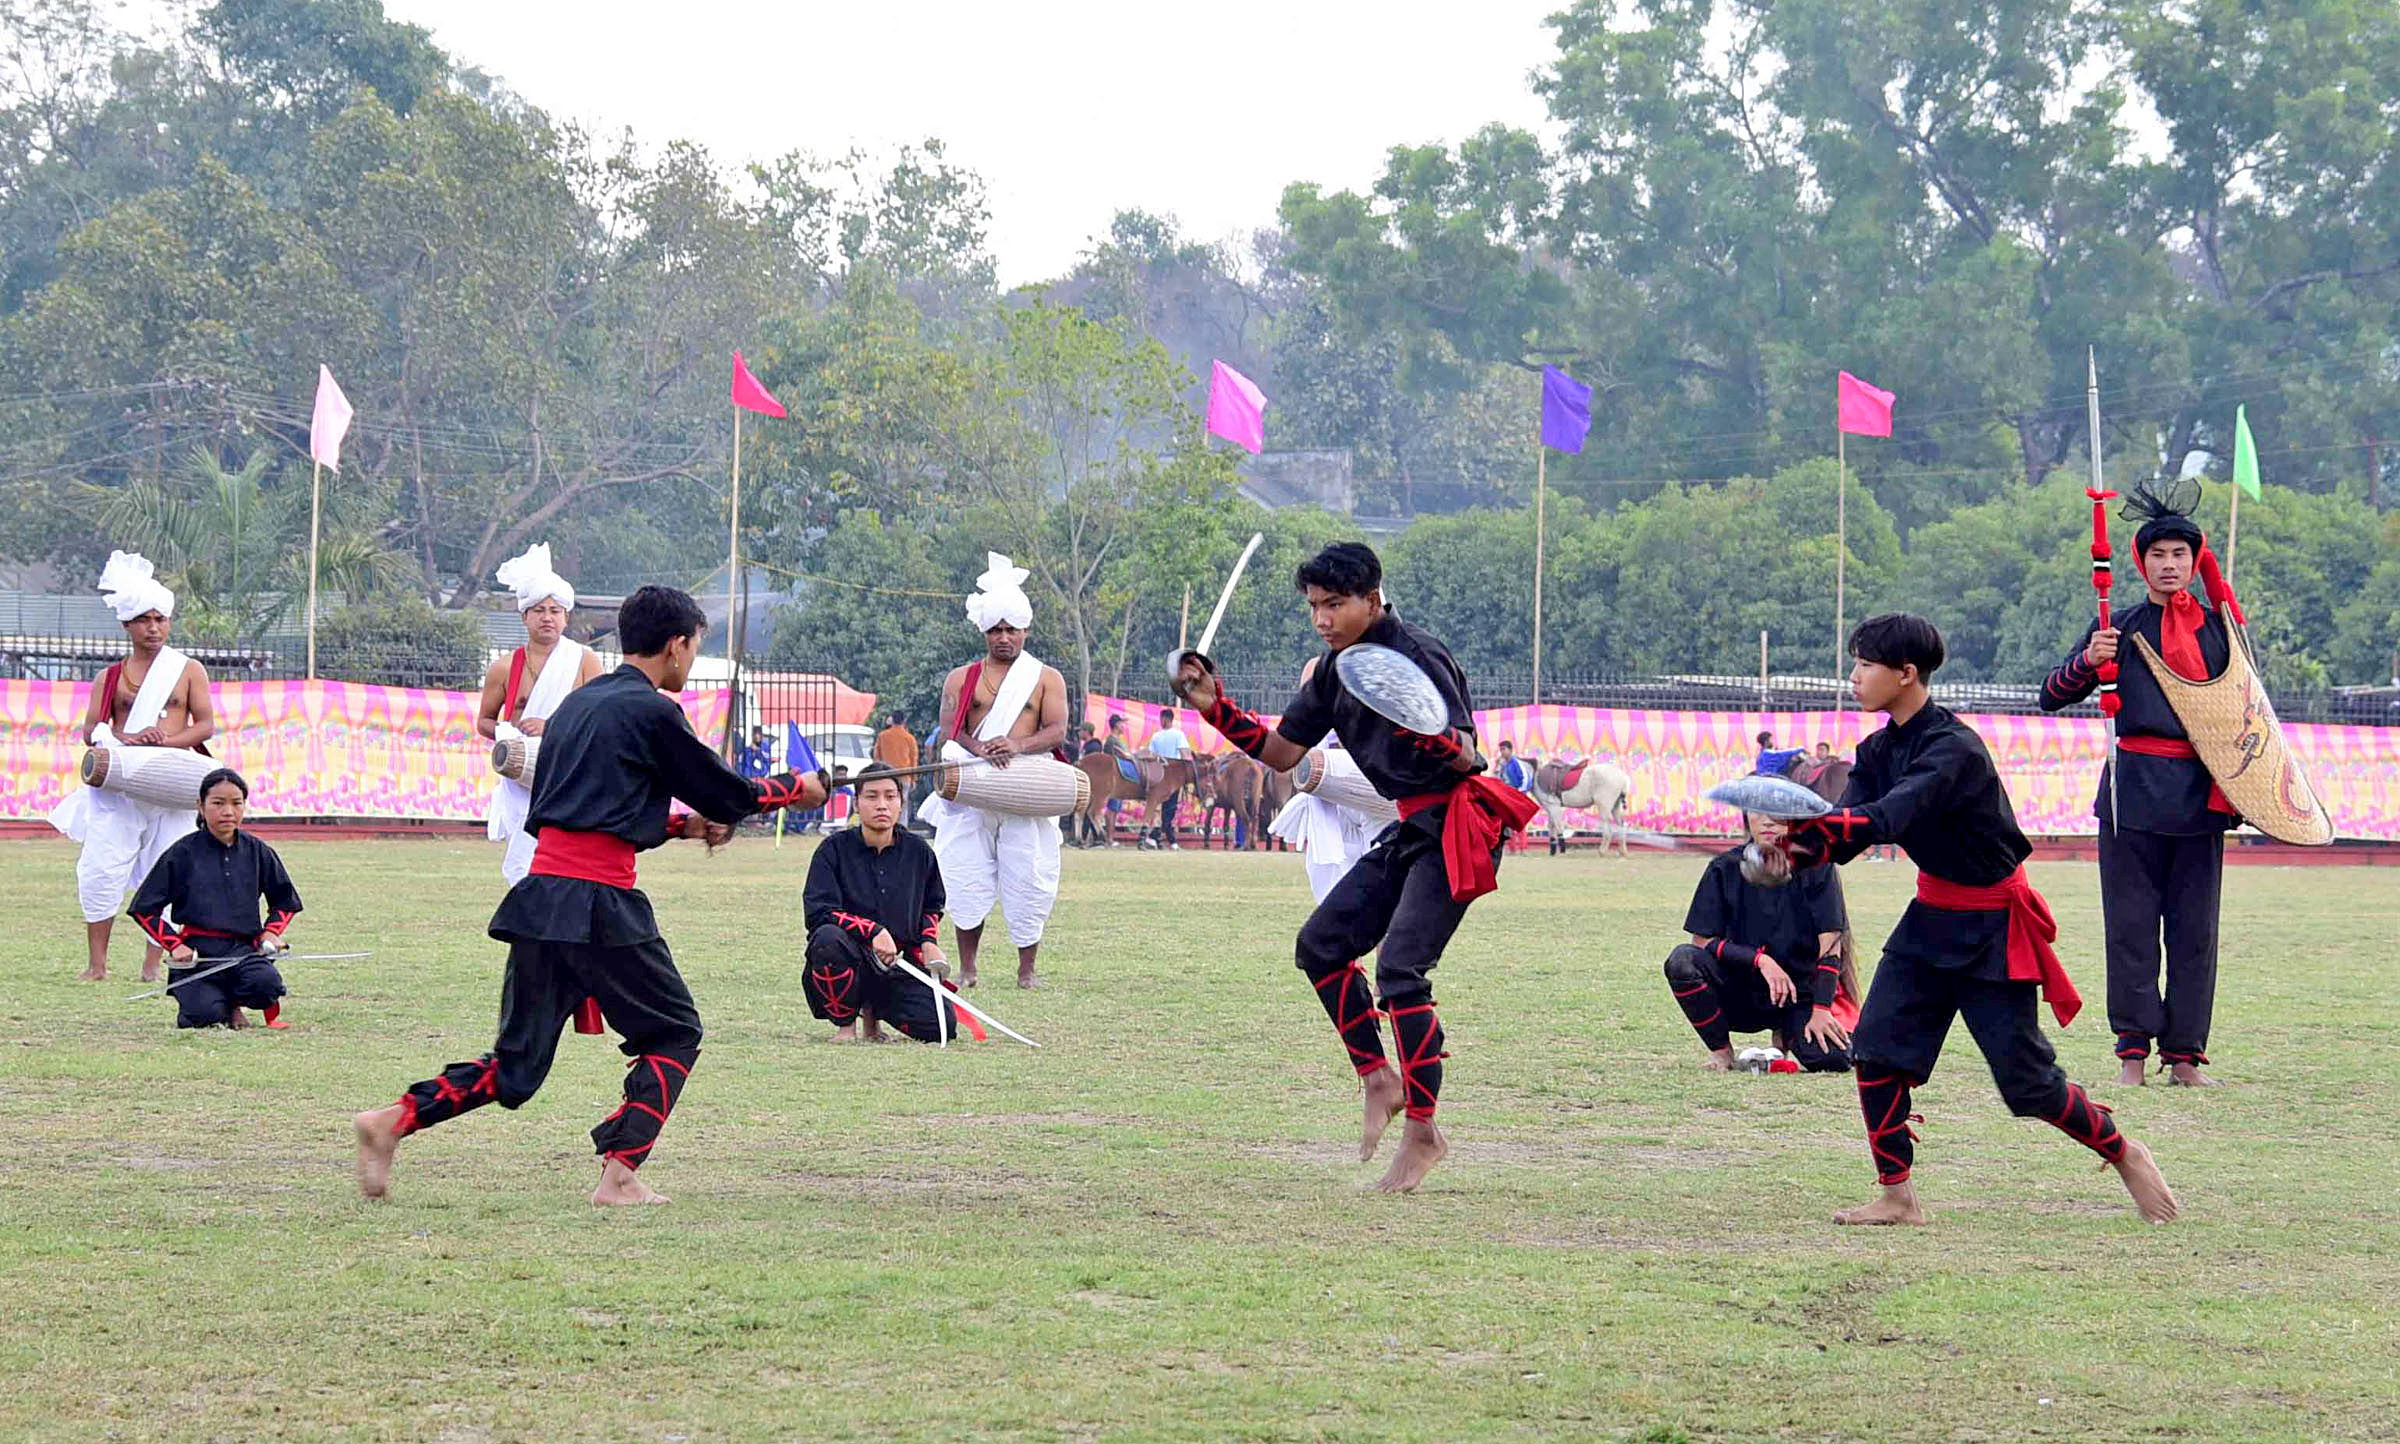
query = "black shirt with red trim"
xmin=128 ymin=826 xmax=302 ymax=957
xmin=1833 ymin=704 xmax=2027 ymax=979
xmin=803 ymin=826 xmax=946 ymax=961
xmin=1683 ymin=847 xmax=1846 ymax=1008
xmin=2039 ymin=600 xmax=2235 ymax=836
xmin=491 ymin=663 xmax=769 ymax=949
xmin=1275 ymin=611 xmax=1479 ymax=803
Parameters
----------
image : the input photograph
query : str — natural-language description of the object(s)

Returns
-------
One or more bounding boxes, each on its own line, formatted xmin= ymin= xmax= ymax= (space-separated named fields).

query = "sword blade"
xmin=125 ymin=950 xmax=374 ymax=1001
xmin=1195 ymin=532 xmax=1264 ymax=660
xmin=888 ymin=957 xmax=1042 ymax=1048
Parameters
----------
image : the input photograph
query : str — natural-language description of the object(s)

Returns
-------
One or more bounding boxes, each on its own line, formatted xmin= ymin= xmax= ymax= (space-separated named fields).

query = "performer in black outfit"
xmin=352 ymin=586 xmax=827 ymax=1206
xmin=2039 ymin=484 xmax=2237 ymax=1087
xmin=128 ymin=768 xmax=300 ymax=1030
xmin=1667 ymin=812 xmax=1855 ymax=1072
xmin=1172 ymin=542 xmax=1536 ymax=1193
xmin=802 ymin=764 xmax=958 ymax=1043
xmin=1778 ymin=614 xmax=2178 ymax=1226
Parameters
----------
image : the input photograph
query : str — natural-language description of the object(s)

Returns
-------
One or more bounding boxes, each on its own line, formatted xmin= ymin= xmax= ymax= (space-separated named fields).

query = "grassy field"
xmin=1 ymin=834 xmax=2395 ymax=1444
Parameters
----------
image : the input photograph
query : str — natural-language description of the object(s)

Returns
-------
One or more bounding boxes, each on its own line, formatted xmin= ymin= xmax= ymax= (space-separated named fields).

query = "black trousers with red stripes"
xmin=1849 ymin=951 xmax=2122 ymax=1184
xmin=170 ymin=955 xmax=285 ymax=1029
xmin=2098 ymin=826 xmax=2223 ymax=1066
xmin=393 ymin=936 xmax=701 ymax=1170
xmin=1662 ymin=945 xmax=1850 ymax=1071
xmin=1294 ymin=814 xmax=1489 ymax=1120
xmin=802 ymin=923 xmax=952 ymax=1042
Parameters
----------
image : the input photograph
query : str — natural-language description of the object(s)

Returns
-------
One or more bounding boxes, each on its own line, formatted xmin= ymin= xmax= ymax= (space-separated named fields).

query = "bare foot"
xmin=958 ymin=966 xmax=977 ymax=990
xmin=832 ymin=1024 xmax=863 ymax=1043
xmin=1372 ymin=1117 xmax=1448 ymax=1193
xmin=1833 ymin=1182 xmax=1928 ymax=1225
xmin=1017 ymin=972 xmax=1042 ymax=990
xmin=353 ymin=1105 xmax=403 ymax=1199
xmin=2111 ymin=1140 xmax=2179 ymax=1224
xmin=141 ymin=964 xmax=162 ymax=984
xmin=79 ymin=964 xmax=106 ymax=982
xmin=1358 ymin=1066 xmax=1405 ymax=1161
xmin=2166 ymin=1062 xmax=2221 ymax=1089
xmin=2116 ymin=1059 xmax=2148 ymax=1087
xmin=1704 ymin=1048 xmax=1734 ymax=1071
xmin=591 ymin=1159 xmax=671 ymax=1206
xmin=227 ymin=1007 xmax=250 ymax=1030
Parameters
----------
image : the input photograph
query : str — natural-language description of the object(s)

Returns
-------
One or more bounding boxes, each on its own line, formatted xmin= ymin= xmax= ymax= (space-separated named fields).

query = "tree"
xmin=315 ymin=593 xmax=486 ymax=689
xmin=763 ymin=509 xmax=962 ymax=726
xmin=98 ymin=444 xmax=406 ymax=644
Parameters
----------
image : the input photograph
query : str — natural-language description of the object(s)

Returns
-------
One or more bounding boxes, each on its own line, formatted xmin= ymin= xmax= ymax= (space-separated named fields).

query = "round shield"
xmin=1334 ymin=643 xmax=1450 ymax=737
xmin=1704 ymin=773 xmax=1832 ymax=821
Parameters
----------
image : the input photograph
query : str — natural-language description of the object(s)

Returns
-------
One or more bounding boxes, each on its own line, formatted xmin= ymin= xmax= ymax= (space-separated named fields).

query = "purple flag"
xmin=1205 ymin=360 xmax=1267 ymax=454
xmin=1541 ymin=365 xmax=1591 ymax=454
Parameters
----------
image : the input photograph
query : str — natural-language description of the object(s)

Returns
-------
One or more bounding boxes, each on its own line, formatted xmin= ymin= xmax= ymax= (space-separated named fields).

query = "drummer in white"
xmin=476 ymin=544 xmax=603 ymax=884
xmin=921 ymin=553 xmax=1070 ymax=990
xmin=52 ymin=552 xmax=215 ymax=981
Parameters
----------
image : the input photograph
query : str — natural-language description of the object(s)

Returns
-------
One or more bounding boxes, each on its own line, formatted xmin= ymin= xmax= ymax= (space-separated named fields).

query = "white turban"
xmin=965 ymin=551 xmax=1033 ymax=631
xmin=495 ymin=543 xmax=576 ymax=613
xmin=97 ymin=550 xmax=174 ymax=622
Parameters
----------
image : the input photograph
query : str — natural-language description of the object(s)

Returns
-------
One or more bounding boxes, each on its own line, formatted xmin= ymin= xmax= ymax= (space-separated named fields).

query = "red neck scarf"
xmin=2138 ymin=541 xmax=2245 ymax=682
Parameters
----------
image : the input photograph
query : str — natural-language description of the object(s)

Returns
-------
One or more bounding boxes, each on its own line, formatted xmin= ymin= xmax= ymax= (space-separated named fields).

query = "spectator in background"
xmin=875 ymin=712 xmax=919 ymax=826
xmin=1753 ymin=729 xmax=1804 ymax=778
xmin=1147 ymin=706 xmax=1192 ymax=850
xmin=1495 ymin=740 xmax=1533 ymax=853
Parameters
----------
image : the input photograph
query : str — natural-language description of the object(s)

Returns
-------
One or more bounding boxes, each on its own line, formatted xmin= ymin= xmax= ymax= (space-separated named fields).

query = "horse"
xmin=1783 ymin=754 xmax=1853 ymax=806
xmin=1530 ymin=756 xmax=1633 ymax=858
xmin=1256 ymin=759 xmax=1295 ymax=851
xmin=1071 ymin=752 xmax=1199 ymax=849
xmin=1196 ymin=754 xmax=1271 ymax=850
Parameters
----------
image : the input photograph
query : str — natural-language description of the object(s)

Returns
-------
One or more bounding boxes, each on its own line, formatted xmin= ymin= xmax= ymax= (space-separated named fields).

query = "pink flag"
xmin=732 ymin=350 xmax=786 ymax=419
xmin=309 ymin=365 xmax=353 ymax=470
xmin=1836 ymin=370 xmax=1894 ymax=437
xmin=1205 ymin=360 xmax=1266 ymax=454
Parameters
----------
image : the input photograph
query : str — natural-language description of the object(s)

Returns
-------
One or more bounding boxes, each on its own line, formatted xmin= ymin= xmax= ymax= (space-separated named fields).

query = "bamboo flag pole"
xmin=724 ymin=407 xmax=743 ymax=757
xmin=1834 ymin=425 xmax=1847 ymax=711
xmin=1178 ymin=584 xmax=1191 ymax=650
xmin=1532 ymin=445 xmax=1548 ymax=707
xmin=2224 ymin=477 xmax=2243 ymax=584
xmin=305 ymin=458 xmax=323 ymax=679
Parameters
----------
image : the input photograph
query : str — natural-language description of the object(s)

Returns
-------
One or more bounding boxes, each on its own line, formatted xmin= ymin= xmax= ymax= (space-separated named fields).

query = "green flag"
xmin=2232 ymin=404 xmax=2262 ymax=499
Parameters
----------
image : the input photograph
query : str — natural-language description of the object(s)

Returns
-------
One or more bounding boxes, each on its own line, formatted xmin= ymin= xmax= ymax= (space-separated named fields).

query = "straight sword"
xmin=887 ymin=956 xmax=1042 ymax=1048
xmin=127 ymin=952 xmax=373 ymax=1001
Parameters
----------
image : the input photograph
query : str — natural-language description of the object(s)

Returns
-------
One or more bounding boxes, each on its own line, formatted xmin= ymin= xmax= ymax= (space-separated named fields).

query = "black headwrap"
xmin=2121 ymin=476 xmax=2205 ymax=558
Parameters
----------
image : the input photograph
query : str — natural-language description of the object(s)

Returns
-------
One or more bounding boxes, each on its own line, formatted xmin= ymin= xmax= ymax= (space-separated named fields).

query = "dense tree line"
xmin=1 ymin=0 xmax=2392 ymax=722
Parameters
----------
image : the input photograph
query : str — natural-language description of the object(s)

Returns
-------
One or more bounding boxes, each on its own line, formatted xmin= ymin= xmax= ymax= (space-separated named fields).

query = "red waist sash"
xmin=1914 ymin=868 xmax=2080 ymax=1026
xmin=1397 ymin=774 xmax=1541 ymax=903
xmin=2116 ymin=735 xmax=2234 ymax=814
xmin=530 ymin=828 xmax=636 ymax=889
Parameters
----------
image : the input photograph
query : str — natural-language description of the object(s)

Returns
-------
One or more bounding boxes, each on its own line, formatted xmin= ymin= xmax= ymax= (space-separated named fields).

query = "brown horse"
xmin=1071 ymin=752 xmax=1199 ymax=848
xmin=1784 ymin=755 xmax=1853 ymax=806
xmin=1196 ymin=754 xmax=1270 ymax=850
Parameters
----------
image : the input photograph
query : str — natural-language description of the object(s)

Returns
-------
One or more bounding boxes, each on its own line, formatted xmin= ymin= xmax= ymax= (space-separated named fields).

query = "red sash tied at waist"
xmin=1914 ymin=867 xmax=2081 ymax=1027
xmin=1397 ymin=774 xmax=1542 ymax=903
xmin=2115 ymin=734 xmax=2235 ymax=815
xmin=530 ymin=828 xmax=637 ymax=889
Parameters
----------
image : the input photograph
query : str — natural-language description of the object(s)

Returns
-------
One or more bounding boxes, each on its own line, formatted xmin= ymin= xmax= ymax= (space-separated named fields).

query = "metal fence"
xmin=11 ymin=633 xmax=2396 ymax=729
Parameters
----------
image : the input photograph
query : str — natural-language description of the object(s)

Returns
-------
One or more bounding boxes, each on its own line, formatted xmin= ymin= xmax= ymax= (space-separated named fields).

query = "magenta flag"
xmin=309 ymin=365 xmax=353 ymax=470
xmin=731 ymin=350 xmax=787 ymax=419
xmin=1540 ymin=365 xmax=1592 ymax=453
xmin=1836 ymin=370 xmax=1894 ymax=437
xmin=1205 ymin=360 xmax=1267 ymax=454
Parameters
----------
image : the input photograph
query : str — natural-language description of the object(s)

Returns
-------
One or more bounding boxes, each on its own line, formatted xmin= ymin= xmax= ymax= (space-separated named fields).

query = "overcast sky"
xmin=369 ymin=0 xmax=1566 ymax=286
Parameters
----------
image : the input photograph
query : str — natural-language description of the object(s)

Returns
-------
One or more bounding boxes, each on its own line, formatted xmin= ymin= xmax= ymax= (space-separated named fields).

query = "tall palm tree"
xmin=99 ymin=447 xmax=407 ymax=645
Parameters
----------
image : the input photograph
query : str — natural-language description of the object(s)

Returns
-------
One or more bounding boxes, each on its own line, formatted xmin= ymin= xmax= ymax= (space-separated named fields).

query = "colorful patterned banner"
xmin=3 ymin=678 xmax=731 ymax=823
xmin=1082 ymin=693 xmax=2400 ymax=841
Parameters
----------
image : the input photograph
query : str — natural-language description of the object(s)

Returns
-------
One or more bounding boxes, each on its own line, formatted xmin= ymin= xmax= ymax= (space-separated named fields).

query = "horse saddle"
xmin=1113 ymin=756 xmax=1146 ymax=787
xmin=1536 ymin=758 xmax=1588 ymax=794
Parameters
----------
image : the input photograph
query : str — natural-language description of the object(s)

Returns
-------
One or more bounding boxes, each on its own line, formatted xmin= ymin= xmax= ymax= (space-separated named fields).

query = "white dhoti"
xmin=1270 ymin=781 xmax=1381 ymax=904
xmin=929 ymin=802 xmax=1062 ymax=948
xmin=918 ymin=642 xmax=1060 ymax=948
xmin=48 ymin=644 xmax=198 ymax=924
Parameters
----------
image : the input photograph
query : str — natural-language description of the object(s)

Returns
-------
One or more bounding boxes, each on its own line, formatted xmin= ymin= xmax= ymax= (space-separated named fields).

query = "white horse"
xmin=1530 ymin=757 xmax=1632 ymax=858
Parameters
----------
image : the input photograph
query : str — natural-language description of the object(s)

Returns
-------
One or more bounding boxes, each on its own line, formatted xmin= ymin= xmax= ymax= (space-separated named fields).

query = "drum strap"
xmin=502 ymin=647 xmax=529 ymax=722
xmin=99 ymin=658 xmax=211 ymax=757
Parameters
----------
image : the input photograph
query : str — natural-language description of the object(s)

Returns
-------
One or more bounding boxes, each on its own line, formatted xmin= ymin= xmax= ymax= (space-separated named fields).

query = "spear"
xmin=2085 ymin=348 xmax=2120 ymax=833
